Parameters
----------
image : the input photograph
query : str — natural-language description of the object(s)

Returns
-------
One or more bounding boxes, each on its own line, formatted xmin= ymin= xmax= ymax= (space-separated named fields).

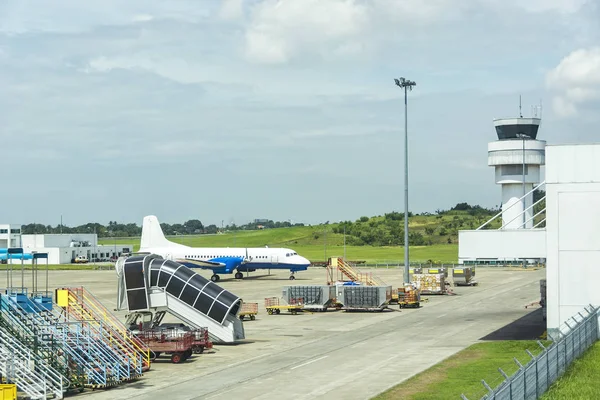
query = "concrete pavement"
xmin=8 ymin=266 xmax=545 ymax=400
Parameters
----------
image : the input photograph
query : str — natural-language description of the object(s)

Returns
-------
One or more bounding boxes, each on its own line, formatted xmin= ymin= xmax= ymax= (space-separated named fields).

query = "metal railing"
xmin=477 ymin=181 xmax=546 ymax=231
xmin=461 ymin=305 xmax=599 ymax=399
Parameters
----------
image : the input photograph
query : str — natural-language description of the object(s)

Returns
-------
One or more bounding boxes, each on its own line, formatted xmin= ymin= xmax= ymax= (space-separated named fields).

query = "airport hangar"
xmin=458 ymin=115 xmax=600 ymax=338
xmin=0 ymin=230 xmax=133 ymax=264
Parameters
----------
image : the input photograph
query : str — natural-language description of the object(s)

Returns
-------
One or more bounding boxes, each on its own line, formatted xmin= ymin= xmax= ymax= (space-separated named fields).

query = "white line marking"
xmin=290 ymin=355 xmax=329 ymax=370
xmin=205 ymin=386 xmax=239 ymax=399
xmin=436 ymin=313 xmax=447 ymax=319
xmin=414 ymin=322 xmax=425 ymax=326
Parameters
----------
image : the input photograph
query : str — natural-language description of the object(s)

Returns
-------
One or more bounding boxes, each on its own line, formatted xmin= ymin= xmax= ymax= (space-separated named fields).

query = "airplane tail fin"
xmin=140 ymin=215 xmax=175 ymax=250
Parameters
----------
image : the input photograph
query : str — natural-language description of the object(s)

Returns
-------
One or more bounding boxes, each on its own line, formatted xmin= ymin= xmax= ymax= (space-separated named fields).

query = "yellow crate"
xmin=0 ymin=384 xmax=16 ymax=400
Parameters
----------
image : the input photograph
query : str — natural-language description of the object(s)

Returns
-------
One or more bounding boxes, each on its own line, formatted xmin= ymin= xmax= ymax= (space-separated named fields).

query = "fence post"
xmin=579 ymin=312 xmax=588 ymax=347
xmin=514 ymin=358 xmax=525 ymax=399
xmin=525 ymin=349 xmax=538 ymax=398
xmin=538 ymin=341 xmax=549 ymax=392
xmin=481 ymin=379 xmax=494 ymax=399
xmin=498 ymin=368 xmax=511 ymax=398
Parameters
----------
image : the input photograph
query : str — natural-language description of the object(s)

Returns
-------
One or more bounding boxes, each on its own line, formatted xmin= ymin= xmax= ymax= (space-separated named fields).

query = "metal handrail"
xmin=477 ymin=181 xmax=545 ymax=230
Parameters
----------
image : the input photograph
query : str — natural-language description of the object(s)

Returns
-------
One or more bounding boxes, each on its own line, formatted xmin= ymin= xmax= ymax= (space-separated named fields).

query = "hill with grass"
xmin=98 ymin=203 xmax=514 ymax=264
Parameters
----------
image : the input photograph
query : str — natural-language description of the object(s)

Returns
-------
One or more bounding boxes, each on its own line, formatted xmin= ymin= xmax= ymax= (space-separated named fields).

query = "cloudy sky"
xmin=1 ymin=0 xmax=599 ymax=227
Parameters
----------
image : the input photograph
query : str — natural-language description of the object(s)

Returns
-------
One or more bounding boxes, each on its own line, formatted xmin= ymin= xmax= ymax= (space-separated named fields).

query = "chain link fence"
xmin=461 ymin=305 xmax=599 ymax=400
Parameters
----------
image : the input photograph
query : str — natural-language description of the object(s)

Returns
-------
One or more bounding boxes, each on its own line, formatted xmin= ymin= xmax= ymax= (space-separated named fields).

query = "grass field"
xmin=373 ymin=341 xmax=551 ymax=400
xmin=99 ymin=225 xmax=460 ymax=264
xmin=540 ymin=341 xmax=600 ymax=399
xmin=0 ymin=264 xmax=101 ymax=271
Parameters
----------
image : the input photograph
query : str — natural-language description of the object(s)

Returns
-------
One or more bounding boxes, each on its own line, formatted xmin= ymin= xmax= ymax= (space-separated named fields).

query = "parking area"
xmin=15 ymin=265 xmax=545 ymax=400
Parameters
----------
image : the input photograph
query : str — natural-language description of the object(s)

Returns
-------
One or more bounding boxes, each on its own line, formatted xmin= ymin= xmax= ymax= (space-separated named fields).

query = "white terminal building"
xmin=1 ymin=230 xmax=134 ymax=265
xmin=458 ymin=113 xmax=600 ymax=337
xmin=458 ymin=116 xmax=547 ymax=265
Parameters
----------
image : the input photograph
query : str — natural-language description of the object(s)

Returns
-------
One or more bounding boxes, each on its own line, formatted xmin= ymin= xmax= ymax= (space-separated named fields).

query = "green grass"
xmin=373 ymin=341 xmax=551 ymax=400
xmin=540 ymin=341 xmax=600 ymax=399
xmin=100 ymin=225 xmax=459 ymax=263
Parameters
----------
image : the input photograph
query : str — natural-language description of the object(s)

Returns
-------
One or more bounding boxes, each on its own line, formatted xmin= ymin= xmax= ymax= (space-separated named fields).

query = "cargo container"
xmin=452 ymin=267 xmax=477 ymax=286
xmin=336 ymin=285 xmax=392 ymax=311
xmin=282 ymin=285 xmax=337 ymax=311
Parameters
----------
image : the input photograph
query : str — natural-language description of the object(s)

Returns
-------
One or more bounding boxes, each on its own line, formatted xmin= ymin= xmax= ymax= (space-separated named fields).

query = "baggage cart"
xmin=239 ymin=302 xmax=259 ymax=321
xmin=134 ymin=329 xmax=194 ymax=364
xmin=397 ymin=286 xmax=421 ymax=308
xmin=264 ymin=297 xmax=304 ymax=315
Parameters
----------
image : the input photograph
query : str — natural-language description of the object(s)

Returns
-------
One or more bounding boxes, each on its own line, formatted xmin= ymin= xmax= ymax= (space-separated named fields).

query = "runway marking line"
xmin=436 ymin=313 xmax=448 ymax=319
xmin=290 ymin=355 xmax=329 ymax=370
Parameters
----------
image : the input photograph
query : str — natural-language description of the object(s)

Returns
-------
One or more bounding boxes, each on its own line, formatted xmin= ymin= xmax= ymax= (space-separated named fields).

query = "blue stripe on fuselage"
xmin=180 ymin=261 xmax=310 ymax=275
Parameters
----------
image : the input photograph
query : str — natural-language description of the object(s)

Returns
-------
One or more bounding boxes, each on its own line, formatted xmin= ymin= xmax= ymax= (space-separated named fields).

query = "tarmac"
xmin=7 ymin=265 xmax=546 ymax=400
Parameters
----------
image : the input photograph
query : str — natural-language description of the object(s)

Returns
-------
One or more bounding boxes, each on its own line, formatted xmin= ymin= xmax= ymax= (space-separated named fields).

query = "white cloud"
xmin=132 ymin=14 xmax=154 ymax=22
xmin=546 ymin=47 xmax=600 ymax=117
xmin=218 ymin=0 xmax=245 ymax=21
xmin=244 ymin=0 xmax=370 ymax=64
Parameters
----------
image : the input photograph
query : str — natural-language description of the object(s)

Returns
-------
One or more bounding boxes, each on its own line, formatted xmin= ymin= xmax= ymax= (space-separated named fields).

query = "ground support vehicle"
xmin=264 ymin=297 xmax=304 ymax=315
xmin=239 ymin=302 xmax=258 ymax=321
xmin=134 ymin=330 xmax=194 ymax=364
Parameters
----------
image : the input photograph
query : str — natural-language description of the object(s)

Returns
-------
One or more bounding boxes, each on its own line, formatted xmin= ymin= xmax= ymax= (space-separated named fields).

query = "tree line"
xmin=19 ymin=194 xmax=544 ymax=242
xmin=20 ymin=219 xmax=306 ymax=238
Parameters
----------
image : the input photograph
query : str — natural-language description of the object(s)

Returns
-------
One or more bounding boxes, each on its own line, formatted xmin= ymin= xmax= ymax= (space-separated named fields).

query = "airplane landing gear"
xmin=289 ymin=272 xmax=296 ymax=281
xmin=211 ymin=274 xmax=220 ymax=282
xmin=235 ymin=272 xmax=244 ymax=280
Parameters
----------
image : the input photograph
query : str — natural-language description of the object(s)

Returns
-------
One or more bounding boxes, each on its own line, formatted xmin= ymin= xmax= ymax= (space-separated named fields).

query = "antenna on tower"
xmin=519 ymin=95 xmax=523 ymax=118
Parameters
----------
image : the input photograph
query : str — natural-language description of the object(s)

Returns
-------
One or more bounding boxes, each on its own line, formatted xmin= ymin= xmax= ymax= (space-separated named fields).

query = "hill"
xmin=99 ymin=206 xmax=505 ymax=264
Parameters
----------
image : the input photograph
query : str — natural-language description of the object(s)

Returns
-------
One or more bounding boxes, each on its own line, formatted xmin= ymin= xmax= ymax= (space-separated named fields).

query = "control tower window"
xmin=503 ymin=165 xmax=528 ymax=175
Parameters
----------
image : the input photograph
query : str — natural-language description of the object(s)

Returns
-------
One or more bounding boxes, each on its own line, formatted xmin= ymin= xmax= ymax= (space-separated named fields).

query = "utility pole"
xmin=394 ymin=77 xmax=416 ymax=284
xmin=516 ymin=133 xmax=531 ymax=228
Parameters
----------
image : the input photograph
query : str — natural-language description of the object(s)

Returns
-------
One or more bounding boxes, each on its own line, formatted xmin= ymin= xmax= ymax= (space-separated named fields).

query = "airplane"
xmin=138 ymin=215 xmax=311 ymax=282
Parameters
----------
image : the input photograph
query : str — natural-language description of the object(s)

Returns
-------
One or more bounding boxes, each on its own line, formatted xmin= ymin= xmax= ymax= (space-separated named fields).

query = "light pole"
xmin=343 ymin=224 xmax=346 ymax=261
xmin=394 ymin=77 xmax=416 ymax=284
xmin=516 ymin=133 xmax=531 ymax=228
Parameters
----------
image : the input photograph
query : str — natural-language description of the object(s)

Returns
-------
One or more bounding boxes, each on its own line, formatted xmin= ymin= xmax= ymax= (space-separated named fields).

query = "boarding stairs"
xmin=327 ymin=257 xmax=387 ymax=286
xmin=0 ymin=326 xmax=65 ymax=399
xmin=56 ymin=287 xmax=149 ymax=374
xmin=0 ymin=293 xmax=125 ymax=388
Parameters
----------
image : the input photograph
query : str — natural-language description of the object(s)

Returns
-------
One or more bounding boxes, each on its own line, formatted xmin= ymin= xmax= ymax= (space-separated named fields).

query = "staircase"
xmin=477 ymin=181 xmax=546 ymax=230
xmin=1 ymin=293 xmax=122 ymax=388
xmin=0 ymin=326 xmax=65 ymax=399
xmin=56 ymin=287 xmax=150 ymax=373
xmin=327 ymin=257 xmax=387 ymax=286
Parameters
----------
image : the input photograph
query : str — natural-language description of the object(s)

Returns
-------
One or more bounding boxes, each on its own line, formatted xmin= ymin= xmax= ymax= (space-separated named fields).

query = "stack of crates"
xmin=413 ymin=274 xmax=446 ymax=294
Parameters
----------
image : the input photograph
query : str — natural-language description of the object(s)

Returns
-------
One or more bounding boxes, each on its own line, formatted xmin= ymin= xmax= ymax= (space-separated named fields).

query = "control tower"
xmin=488 ymin=117 xmax=546 ymax=229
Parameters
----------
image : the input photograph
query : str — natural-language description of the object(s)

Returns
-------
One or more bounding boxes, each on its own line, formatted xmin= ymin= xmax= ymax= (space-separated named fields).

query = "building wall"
xmin=0 ymin=224 xmax=22 ymax=248
xmin=546 ymin=144 xmax=600 ymax=336
xmin=458 ymin=229 xmax=546 ymax=263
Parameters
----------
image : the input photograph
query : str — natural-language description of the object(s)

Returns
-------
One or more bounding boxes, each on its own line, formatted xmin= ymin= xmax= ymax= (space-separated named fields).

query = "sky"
xmin=1 ymin=0 xmax=599 ymax=227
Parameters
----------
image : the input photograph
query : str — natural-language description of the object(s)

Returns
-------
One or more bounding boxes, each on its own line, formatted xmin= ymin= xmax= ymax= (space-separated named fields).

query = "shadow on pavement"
xmin=480 ymin=308 xmax=546 ymax=340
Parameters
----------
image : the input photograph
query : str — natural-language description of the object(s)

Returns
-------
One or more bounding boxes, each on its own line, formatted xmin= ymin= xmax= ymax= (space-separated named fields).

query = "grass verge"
xmin=540 ymin=341 xmax=600 ymax=399
xmin=372 ymin=341 xmax=551 ymax=400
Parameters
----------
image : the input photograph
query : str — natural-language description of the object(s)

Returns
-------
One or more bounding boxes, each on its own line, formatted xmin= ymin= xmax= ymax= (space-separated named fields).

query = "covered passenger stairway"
xmin=458 ymin=182 xmax=547 ymax=265
xmin=115 ymin=254 xmax=245 ymax=344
